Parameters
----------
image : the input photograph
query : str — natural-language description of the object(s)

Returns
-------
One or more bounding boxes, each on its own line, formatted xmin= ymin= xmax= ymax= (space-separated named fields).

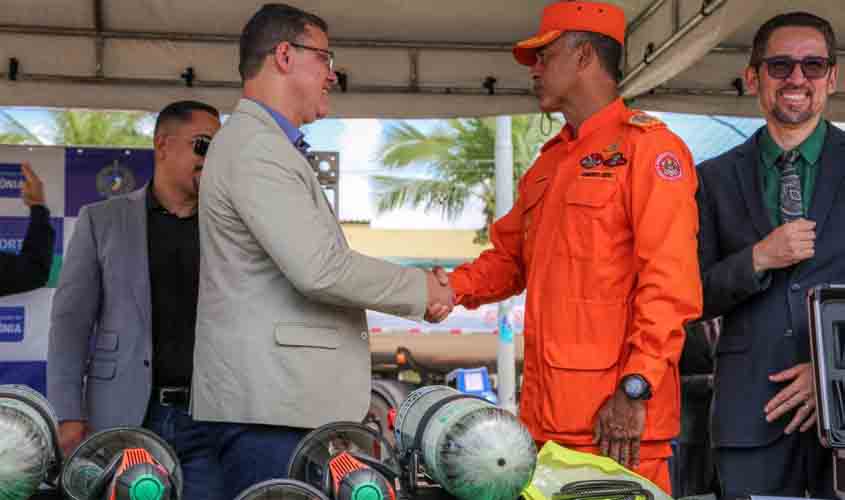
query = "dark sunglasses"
xmin=192 ymin=135 xmax=212 ymax=157
xmin=760 ymin=56 xmax=835 ymax=80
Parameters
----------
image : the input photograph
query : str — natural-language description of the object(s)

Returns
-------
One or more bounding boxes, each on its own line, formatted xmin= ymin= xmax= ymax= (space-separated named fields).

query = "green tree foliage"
xmin=374 ymin=114 xmax=560 ymax=243
xmin=0 ymin=109 xmax=153 ymax=147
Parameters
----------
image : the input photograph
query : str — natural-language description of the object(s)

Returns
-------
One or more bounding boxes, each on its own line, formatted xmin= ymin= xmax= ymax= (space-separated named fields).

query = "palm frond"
xmin=377 ymin=121 xmax=455 ymax=169
xmin=373 ymin=113 xmax=561 ymax=243
xmin=372 ymin=175 xmax=470 ymax=220
xmin=0 ymin=111 xmax=43 ymax=144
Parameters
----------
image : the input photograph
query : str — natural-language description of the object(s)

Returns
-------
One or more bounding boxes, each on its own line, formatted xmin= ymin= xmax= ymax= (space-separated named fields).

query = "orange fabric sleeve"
xmin=621 ymin=131 xmax=704 ymax=391
xmin=449 ymin=178 xmax=528 ymax=310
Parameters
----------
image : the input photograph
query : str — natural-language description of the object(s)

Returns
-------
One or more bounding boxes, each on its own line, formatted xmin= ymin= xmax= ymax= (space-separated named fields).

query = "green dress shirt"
xmin=758 ymin=120 xmax=826 ymax=227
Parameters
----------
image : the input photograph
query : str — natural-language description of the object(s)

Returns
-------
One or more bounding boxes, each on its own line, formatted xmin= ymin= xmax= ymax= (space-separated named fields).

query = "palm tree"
xmin=51 ymin=110 xmax=152 ymax=146
xmin=373 ymin=114 xmax=560 ymax=244
xmin=0 ymin=110 xmax=43 ymax=144
xmin=0 ymin=109 xmax=153 ymax=147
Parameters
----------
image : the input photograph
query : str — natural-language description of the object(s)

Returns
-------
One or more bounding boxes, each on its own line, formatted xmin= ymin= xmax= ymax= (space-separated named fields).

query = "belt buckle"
xmin=158 ymin=387 xmax=186 ymax=407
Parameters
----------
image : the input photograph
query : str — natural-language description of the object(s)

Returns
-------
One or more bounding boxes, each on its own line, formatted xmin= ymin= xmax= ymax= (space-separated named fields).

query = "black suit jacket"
xmin=697 ymin=123 xmax=845 ymax=447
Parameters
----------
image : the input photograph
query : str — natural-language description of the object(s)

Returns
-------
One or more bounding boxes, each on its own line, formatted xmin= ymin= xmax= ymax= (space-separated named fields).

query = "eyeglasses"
xmin=759 ymin=56 xmax=835 ymax=80
xmin=289 ymin=42 xmax=335 ymax=73
xmin=192 ymin=135 xmax=212 ymax=157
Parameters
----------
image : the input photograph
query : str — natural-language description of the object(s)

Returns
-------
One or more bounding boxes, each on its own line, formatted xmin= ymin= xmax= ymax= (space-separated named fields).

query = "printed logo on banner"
xmin=96 ymin=160 xmax=137 ymax=198
xmin=65 ymin=148 xmax=154 ymax=217
xmin=0 ymin=216 xmax=64 ymax=288
xmin=0 ymin=307 xmax=25 ymax=342
xmin=0 ymin=164 xmax=24 ymax=198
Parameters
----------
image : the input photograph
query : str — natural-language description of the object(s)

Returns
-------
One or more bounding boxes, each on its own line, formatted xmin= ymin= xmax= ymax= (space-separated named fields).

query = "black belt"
xmin=154 ymin=386 xmax=190 ymax=407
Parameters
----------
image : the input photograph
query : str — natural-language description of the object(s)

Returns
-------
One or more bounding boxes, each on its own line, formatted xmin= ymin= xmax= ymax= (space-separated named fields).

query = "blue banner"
xmin=0 ymin=306 xmax=25 ymax=343
xmin=0 ymin=361 xmax=47 ymax=396
xmin=0 ymin=163 xmax=23 ymax=198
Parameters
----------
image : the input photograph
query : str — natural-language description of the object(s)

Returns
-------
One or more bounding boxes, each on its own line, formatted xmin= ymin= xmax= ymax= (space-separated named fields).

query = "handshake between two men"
xmin=424 ymin=266 xmax=453 ymax=323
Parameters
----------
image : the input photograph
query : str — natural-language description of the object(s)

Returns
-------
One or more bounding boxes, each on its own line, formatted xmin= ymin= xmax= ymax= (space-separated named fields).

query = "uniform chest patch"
xmin=579 ymin=153 xmax=604 ymax=169
xmin=655 ymin=152 xmax=683 ymax=181
xmin=604 ymin=152 xmax=628 ymax=167
xmin=580 ymin=153 xmax=604 ymax=169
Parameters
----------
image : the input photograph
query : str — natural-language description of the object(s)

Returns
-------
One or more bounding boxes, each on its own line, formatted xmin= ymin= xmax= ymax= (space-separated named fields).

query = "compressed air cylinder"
xmin=61 ymin=458 xmax=104 ymax=499
xmin=0 ymin=385 xmax=60 ymax=500
xmin=394 ymin=385 xmax=537 ymax=500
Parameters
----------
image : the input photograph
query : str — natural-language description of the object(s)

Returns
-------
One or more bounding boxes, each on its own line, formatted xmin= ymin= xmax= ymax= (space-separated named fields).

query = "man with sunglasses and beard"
xmin=697 ymin=12 xmax=840 ymax=498
xmin=48 ymin=100 xmax=224 ymax=500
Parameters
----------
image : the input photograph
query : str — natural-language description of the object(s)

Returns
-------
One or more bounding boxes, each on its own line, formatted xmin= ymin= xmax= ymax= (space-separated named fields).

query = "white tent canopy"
xmin=632 ymin=0 xmax=845 ymax=120
xmin=0 ymin=0 xmax=841 ymax=118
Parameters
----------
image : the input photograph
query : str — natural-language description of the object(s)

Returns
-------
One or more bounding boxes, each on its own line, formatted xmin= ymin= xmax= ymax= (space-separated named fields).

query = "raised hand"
xmin=20 ymin=161 xmax=46 ymax=207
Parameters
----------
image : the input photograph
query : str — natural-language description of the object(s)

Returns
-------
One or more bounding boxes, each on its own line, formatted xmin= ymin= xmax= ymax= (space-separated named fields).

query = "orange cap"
xmin=513 ymin=1 xmax=626 ymax=66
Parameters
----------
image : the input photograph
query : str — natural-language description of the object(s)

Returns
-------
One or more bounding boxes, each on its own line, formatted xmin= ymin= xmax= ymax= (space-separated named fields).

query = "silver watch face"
xmin=624 ymin=376 xmax=646 ymax=398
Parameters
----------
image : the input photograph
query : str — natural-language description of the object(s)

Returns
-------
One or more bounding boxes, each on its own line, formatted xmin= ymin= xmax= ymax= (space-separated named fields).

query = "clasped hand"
xmin=424 ymin=266 xmax=454 ymax=323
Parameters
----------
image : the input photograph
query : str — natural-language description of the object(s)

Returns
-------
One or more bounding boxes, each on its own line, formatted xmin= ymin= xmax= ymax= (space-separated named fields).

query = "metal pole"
xmin=495 ymin=115 xmax=517 ymax=414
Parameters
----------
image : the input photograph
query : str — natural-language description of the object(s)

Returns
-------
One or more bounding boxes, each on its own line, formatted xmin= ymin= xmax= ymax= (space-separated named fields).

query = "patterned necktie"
xmin=777 ymin=149 xmax=803 ymax=223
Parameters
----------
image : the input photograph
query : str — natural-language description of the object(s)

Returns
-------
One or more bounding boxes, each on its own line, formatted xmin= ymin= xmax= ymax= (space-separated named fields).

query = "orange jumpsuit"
xmin=450 ymin=98 xmax=702 ymax=492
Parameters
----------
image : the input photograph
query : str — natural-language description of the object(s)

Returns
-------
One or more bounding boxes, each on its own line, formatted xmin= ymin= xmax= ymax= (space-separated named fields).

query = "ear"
xmin=827 ymin=64 xmax=839 ymax=96
xmin=153 ymin=133 xmax=168 ymax=160
xmin=273 ymin=42 xmax=294 ymax=73
xmin=576 ymin=42 xmax=592 ymax=72
xmin=744 ymin=65 xmax=760 ymax=96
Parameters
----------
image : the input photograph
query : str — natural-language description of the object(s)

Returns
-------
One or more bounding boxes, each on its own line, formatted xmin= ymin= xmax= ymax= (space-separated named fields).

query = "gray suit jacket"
xmin=192 ymin=99 xmax=427 ymax=427
xmin=47 ymin=187 xmax=152 ymax=431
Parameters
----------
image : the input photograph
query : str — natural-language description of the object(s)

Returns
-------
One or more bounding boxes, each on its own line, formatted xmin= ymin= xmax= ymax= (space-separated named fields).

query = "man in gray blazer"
xmin=48 ymin=101 xmax=224 ymax=500
xmin=192 ymin=4 xmax=454 ymax=498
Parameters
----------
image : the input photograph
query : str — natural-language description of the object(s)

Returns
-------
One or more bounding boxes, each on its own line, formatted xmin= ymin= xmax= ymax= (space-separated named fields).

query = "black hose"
xmin=553 ymin=479 xmax=655 ymax=500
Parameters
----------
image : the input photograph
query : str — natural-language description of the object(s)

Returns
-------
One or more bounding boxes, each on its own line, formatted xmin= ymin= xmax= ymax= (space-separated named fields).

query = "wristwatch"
xmin=621 ymin=374 xmax=652 ymax=400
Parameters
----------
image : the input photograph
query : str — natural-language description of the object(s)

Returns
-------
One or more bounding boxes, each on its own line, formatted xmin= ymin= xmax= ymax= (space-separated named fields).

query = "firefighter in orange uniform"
xmin=445 ymin=2 xmax=702 ymax=493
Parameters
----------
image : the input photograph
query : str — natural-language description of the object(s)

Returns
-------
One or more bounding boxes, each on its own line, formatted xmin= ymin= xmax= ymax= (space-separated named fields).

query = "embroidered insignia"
xmin=655 ymin=152 xmax=683 ymax=181
xmin=604 ymin=152 xmax=628 ymax=167
xmin=629 ymin=113 xmax=658 ymax=126
xmin=580 ymin=153 xmax=604 ymax=169
xmin=602 ymin=142 xmax=620 ymax=154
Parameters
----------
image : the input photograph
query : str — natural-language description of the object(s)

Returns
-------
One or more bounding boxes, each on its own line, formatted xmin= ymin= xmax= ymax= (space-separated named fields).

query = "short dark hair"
xmin=154 ymin=100 xmax=220 ymax=135
xmin=750 ymin=12 xmax=837 ymax=68
xmin=565 ymin=31 xmax=623 ymax=83
xmin=239 ymin=3 xmax=329 ymax=81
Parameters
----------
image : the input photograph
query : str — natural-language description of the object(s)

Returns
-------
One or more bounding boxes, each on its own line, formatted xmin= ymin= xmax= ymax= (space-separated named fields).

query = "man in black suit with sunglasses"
xmin=697 ymin=12 xmax=841 ymax=499
xmin=48 ymin=101 xmax=224 ymax=500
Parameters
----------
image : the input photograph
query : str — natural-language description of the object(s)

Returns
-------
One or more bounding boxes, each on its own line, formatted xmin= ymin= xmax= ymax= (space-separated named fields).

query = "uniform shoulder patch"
xmin=627 ymin=112 xmax=666 ymax=131
xmin=655 ymin=151 xmax=684 ymax=181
